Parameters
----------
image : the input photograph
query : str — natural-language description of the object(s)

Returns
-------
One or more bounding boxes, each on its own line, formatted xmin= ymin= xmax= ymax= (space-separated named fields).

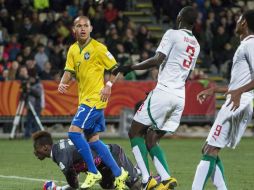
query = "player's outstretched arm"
xmin=58 ymin=71 xmax=72 ymax=94
xmin=112 ymin=52 xmax=166 ymax=76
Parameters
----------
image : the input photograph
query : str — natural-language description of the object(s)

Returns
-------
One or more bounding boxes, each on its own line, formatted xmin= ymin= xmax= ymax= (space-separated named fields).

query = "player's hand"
xmin=100 ymin=85 xmax=111 ymax=102
xmin=225 ymin=89 xmax=242 ymax=111
xmin=197 ymin=88 xmax=214 ymax=104
xmin=112 ymin=64 xmax=133 ymax=76
xmin=58 ymin=83 xmax=69 ymax=94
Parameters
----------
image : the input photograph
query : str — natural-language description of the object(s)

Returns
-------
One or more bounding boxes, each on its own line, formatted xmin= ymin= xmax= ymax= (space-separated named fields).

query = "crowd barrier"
xmin=0 ymin=80 xmax=215 ymax=123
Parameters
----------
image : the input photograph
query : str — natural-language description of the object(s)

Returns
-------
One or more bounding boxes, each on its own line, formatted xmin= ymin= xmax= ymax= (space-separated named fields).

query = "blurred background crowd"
xmin=0 ymin=0 xmax=251 ymax=82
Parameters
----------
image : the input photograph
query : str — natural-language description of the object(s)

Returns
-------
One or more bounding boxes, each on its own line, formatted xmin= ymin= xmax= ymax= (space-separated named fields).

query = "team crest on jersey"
xmin=84 ymin=52 xmax=90 ymax=60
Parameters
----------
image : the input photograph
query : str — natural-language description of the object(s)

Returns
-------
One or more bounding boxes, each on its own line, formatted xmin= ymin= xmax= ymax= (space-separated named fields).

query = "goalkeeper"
xmin=33 ymin=131 xmax=141 ymax=190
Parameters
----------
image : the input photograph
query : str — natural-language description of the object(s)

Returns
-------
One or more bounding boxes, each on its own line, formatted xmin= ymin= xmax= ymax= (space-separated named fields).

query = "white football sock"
xmin=132 ymin=146 xmax=150 ymax=183
xmin=153 ymin=156 xmax=170 ymax=181
xmin=192 ymin=160 xmax=211 ymax=190
xmin=212 ymin=165 xmax=227 ymax=190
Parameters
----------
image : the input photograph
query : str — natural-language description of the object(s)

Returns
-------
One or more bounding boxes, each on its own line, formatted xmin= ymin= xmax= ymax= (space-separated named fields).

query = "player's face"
xmin=34 ymin=144 xmax=49 ymax=160
xmin=73 ymin=18 xmax=93 ymax=42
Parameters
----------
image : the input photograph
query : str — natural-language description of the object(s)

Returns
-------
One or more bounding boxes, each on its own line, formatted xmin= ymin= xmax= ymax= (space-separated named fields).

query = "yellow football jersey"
xmin=64 ymin=38 xmax=117 ymax=109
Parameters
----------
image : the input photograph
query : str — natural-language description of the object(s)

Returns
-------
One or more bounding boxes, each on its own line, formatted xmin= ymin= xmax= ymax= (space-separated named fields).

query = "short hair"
xmin=180 ymin=6 xmax=198 ymax=26
xmin=32 ymin=131 xmax=53 ymax=147
xmin=73 ymin=16 xmax=91 ymax=26
xmin=243 ymin=10 xmax=254 ymax=32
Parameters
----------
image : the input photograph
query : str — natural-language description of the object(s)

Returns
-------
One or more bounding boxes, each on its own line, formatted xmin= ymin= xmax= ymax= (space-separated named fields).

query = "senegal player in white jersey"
xmin=58 ymin=16 xmax=128 ymax=190
xmin=113 ymin=6 xmax=200 ymax=190
xmin=192 ymin=10 xmax=254 ymax=190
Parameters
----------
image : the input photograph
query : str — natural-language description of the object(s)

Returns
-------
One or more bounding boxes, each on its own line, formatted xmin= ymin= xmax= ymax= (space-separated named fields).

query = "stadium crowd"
xmin=0 ymin=0 xmax=250 ymax=82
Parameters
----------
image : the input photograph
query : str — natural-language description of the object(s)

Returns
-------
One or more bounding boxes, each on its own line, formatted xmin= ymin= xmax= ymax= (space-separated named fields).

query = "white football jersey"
xmin=156 ymin=29 xmax=200 ymax=98
xmin=228 ymin=35 xmax=254 ymax=98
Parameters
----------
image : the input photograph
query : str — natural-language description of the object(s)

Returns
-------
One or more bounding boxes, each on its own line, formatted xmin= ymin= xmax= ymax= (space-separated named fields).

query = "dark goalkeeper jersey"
xmin=51 ymin=139 xmax=139 ymax=189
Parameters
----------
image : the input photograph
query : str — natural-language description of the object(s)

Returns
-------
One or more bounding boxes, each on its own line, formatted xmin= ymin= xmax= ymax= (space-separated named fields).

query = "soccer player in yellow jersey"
xmin=58 ymin=16 xmax=128 ymax=190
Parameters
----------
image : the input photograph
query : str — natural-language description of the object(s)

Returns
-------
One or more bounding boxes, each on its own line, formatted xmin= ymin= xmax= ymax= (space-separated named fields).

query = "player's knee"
xmin=203 ymin=144 xmax=220 ymax=156
xmin=145 ymin=139 xmax=157 ymax=150
xmin=128 ymin=121 xmax=147 ymax=138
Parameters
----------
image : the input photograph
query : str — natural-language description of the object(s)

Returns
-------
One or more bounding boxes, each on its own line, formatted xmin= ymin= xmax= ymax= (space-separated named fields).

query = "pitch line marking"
xmin=0 ymin=174 xmax=66 ymax=183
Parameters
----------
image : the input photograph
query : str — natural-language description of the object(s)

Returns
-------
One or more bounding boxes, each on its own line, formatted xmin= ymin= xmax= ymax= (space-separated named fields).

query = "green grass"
xmin=0 ymin=138 xmax=254 ymax=190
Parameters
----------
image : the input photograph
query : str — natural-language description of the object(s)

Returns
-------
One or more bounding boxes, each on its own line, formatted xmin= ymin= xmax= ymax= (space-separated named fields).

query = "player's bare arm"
xmin=225 ymin=80 xmax=254 ymax=111
xmin=197 ymin=86 xmax=228 ymax=104
xmin=131 ymin=52 xmax=166 ymax=70
xmin=112 ymin=52 xmax=166 ymax=75
xmin=58 ymin=71 xmax=72 ymax=94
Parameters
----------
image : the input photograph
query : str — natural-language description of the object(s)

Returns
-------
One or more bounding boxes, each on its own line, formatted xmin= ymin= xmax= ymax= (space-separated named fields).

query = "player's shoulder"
xmin=68 ymin=42 xmax=79 ymax=52
xmin=243 ymin=36 xmax=254 ymax=46
xmin=90 ymin=38 xmax=107 ymax=50
xmin=164 ymin=29 xmax=177 ymax=36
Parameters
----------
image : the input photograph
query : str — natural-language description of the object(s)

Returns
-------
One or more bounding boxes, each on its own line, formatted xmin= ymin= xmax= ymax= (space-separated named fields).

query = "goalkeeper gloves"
xmin=43 ymin=181 xmax=73 ymax=190
xmin=112 ymin=64 xmax=133 ymax=76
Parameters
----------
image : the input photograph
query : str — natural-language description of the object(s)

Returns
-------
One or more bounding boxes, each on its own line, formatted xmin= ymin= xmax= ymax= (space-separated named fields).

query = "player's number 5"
xmin=183 ymin=45 xmax=195 ymax=69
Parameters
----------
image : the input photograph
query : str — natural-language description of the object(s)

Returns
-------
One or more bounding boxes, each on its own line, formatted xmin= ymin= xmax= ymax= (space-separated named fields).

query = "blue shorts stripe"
xmin=81 ymin=107 xmax=94 ymax=129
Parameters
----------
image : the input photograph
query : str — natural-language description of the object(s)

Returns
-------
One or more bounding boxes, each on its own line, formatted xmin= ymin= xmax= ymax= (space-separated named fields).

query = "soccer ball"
xmin=43 ymin=181 xmax=56 ymax=190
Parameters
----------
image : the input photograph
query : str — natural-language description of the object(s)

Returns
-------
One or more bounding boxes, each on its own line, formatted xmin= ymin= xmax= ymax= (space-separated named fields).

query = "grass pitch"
xmin=0 ymin=137 xmax=253 ymax=190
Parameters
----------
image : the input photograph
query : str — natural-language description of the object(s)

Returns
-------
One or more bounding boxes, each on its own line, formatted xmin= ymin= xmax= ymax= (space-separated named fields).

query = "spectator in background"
xmin=33 ymin=0 xmax=49 ymax=12
xmin=0 ymin=20 xmax=9 ymax=45
xmin=0 ymin=8 xmax=14 ymax=33
xmin=40 ymin=12 xmax=57 ymax=39
xmin=25 ymin=58 xmax=39 ymax=78
xmin=34 ymin=44 xmax=49 ymax=72
xmin=123 ymin=28 xmax=138 ymax=54
xmin=22 ymin=46 xmax=33 ymax=64
xmin=4 ymin=35 xmax=21 ymax=61
xmin=104 ymin=2 xmax=118 ymax=24
xmin=19 ymin=17 xmax=38 ymax=45
xmin=56 ymin=19 xmax=71 ymax=43
xmin=48 ymin=43 xmax=65 ymax=72
xmin=136 ymin=25 xmax=152 ymax=49
xmin=13 ymin=10 xmax=24 ymax=33
xmin=91 ymin=12 xmax=106 ymax=38
xmin=143 ymin=41 xmax=155 ymax=57
xmin=212 ymin=25 xmax=229 ymax=73
xmin=8 ymin=61 xmax=19 ymax=80
xmin=0 ymin=69 xmax=8 ymax=81
xmin=134 ymin=50 xmax=150 ymax=80
xmin=67 ymin=0 xmax=79 ymax=18
xmin=105 ymin=25 xmax=121 ymax=57
xmin=40 ymin=61 xmax=53 ymax=80
xmin=24 ymin=75 xmax=44 ymax=138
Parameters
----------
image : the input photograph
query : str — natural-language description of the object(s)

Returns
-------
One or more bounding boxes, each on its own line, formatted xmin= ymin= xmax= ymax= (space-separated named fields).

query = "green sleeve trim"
xmin=64 ymin=69 xmax=75 ymax=74
xmin=107 ymin=64 xmax=118 ymax=72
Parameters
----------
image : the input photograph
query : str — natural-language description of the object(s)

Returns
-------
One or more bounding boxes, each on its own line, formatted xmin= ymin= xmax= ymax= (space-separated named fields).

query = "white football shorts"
xmin=133 ymin=88 xmax=184 ymax=132
xmin=207 ymin=94 xmax=253 ymax=149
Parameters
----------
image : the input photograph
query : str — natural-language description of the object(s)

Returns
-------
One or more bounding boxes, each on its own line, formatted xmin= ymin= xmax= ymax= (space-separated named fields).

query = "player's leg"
xmin=87 ymin=109 xmax=128 ymax=190
xmin=68 ymin=105 xmax=101 ymax=189
xmin=211 ymin=157 xmax=227 ymax=190
xmin=192 ymin=143 xmax=219 ymax=190
xmin=129 ymin=120 xmax=156 ymax=189
xmin=88 ymin=134 xmax=122 ymax=177
xmin=108 ymin=144 xmax=141 ymax=189
xmin=146 ymin=129 xmax=177 ymax=190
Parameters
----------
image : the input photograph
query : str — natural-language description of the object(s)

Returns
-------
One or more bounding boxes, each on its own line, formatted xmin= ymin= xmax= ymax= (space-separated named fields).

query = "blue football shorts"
xmin=71 ymin=104 xmax=106 ymax=135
